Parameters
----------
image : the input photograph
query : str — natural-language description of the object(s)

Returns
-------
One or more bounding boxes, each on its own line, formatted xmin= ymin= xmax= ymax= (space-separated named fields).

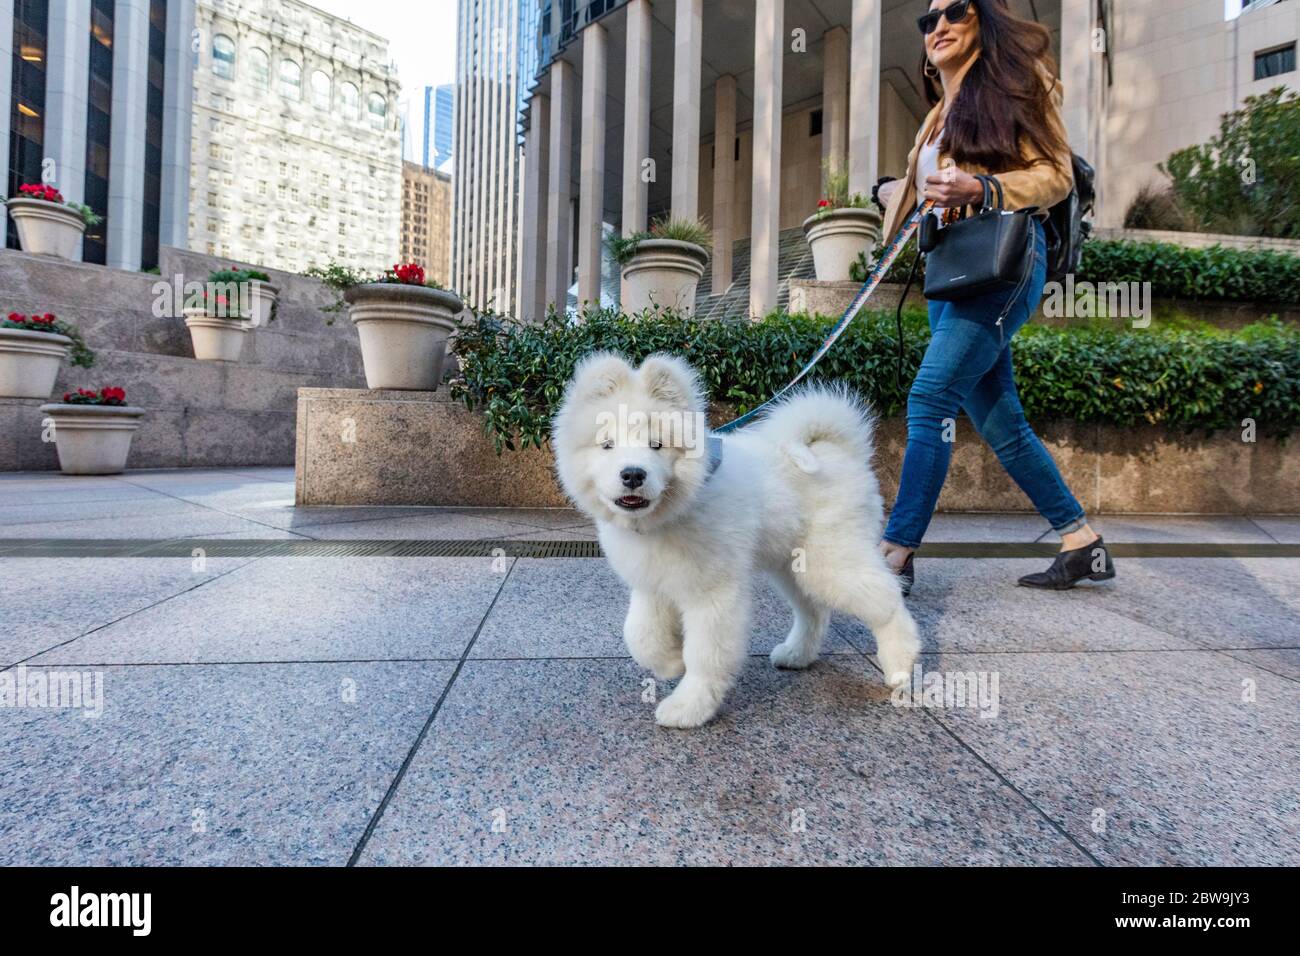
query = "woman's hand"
xmin=923 ymin=167 xmax=987 ymax=208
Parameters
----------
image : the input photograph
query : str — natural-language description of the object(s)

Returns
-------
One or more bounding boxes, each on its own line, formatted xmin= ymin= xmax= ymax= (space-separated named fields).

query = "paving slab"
xmin=910 ymin=512 xmax=1053 ymax=542
xmin=0 ymin=661 xmax=453 ymax=865
xmin=2 ymin=557 xmax=253 ymax=665
xmin=919 ymin=649 xmax=1300 ymax=866
xmin=835 ymin=558 xmax=1203 ymax=654
xmin=0 ymin=507 xmax=296 ymax=539
xmin=1215 ymin=647 xmax=1300 ymax=682
xmin=30 ymin=557 xmax=507 ymax=664
xmin=470 ymin=558 xmax=862 ymax=659
xmin=1089 ymin=515 xmax=1276 ymax=544
xmin=1250 ymin=516 xmax=1300 ymax=544
xmin=357 ymin=657 xmax=1092 ymax=866
xmin=1085 ymin=558 xmax=1300 ymax=650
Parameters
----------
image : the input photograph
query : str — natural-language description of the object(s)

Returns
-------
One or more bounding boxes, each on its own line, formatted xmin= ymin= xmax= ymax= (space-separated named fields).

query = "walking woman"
xmin=875 ymin=0 xmax=1115 ymax=593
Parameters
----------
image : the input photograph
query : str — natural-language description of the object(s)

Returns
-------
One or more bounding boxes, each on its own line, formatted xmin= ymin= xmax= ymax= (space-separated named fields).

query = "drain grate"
xmin=0 ymin=539 xmax=1296 ymax=560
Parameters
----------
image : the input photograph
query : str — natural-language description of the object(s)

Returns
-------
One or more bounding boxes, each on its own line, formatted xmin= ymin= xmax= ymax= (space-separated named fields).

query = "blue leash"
xmin=713 ymin=199 xmax=934 ymax=435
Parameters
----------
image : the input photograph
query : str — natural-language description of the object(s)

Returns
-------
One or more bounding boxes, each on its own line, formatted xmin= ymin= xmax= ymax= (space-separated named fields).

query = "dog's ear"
xmin=639 ymin=354 xmax=704 ymax=411
xmin=571 ymin=351 xmax=633 ymax=401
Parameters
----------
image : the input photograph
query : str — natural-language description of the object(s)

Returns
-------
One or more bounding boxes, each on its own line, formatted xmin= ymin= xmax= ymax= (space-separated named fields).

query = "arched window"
xmin=367 ymin=93 xmax=387 ymax=130
xmin=340 ymin=82 xmax=360 ymax=121
xmin=248 ymin=48 xmax=270 ymax=91
xmin=311 ymin=71 xmax=331 ymax=111
xmin=212 ymin=34 xmax=235 ymax=80
xmin=279 ymin=59 xmax=302 ymax=100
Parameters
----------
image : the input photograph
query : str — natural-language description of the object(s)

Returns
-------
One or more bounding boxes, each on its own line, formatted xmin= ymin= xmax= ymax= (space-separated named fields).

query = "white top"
xmin=915 ymin=135 xmax=944 ymax=211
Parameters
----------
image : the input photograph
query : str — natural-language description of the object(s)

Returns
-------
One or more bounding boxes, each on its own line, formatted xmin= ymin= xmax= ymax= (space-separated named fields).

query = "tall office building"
xmin=189 ymin=0 xmax=402 ymax=274
xmin=452 ymin=0 xmax=530 ymax=313
xmin=402 ymin=83 xmax=454 ymax=172
xmin=2 ymin=0 xmax=194 ymax=269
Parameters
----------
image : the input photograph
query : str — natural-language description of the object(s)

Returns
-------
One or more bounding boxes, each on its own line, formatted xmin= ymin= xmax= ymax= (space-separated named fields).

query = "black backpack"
xmin=1044 ymin=154 xmax=1095 ymax=282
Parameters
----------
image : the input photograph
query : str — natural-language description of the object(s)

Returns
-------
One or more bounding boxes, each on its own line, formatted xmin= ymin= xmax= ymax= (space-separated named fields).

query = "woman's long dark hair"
xmin=920 ymin=0 xmax=1068 ymax=172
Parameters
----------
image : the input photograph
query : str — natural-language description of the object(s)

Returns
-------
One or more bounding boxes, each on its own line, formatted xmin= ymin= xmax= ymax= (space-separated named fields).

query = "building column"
xmin=621 ymin=0 xmax=652 ymax=235
xmin=43 ymin=0 xmax=92 ymax=206
xmin=578 ymin=22 xmax=608 ymax=306
xmin=848 ymin=0 xmax=881 ymax=198
xmin=671 ymin=0 xmax=702 ymax=220
xmin=822 ymin=26 xmax=849 ymax=173
xmin=712 ymin=74 xmax=736 ymax=295
xmin=159 ymin=0 xmax=196 ymax=251
xmin=519 ymin=94 xmax=550 ymax=321
xmin=545 ymin=60 xmax=575 ymax=310
xmin=0 ymin=0 xmax=13 ymax=245
xmin=106 ymin=0 xmax=150 ymax=269
xmin=1059 ymin=0 xmax=1093 ymax=160
xmin=750 ymin=0 xmax=783 ymax=318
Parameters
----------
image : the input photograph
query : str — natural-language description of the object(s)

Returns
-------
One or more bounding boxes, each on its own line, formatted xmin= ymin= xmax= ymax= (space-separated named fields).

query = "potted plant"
xmin=803 ymin=162 xmax=882 ymax=282
xmin=0 ymin=310 xmax=96 ymax=399
xmin=208 ymin=266 xmax=278 ymax=328
xmin=612 ymin=216 xmax=711 ymax=315
xmin=182 ymin=289 xmax=248 ymax=362
xmin=40 ymin=386 xmax=145 ymax=475
xmin=333 ymin=262 xmax=464 ymax=390
xmin=1 ymin=183 xmax=102 ymax=260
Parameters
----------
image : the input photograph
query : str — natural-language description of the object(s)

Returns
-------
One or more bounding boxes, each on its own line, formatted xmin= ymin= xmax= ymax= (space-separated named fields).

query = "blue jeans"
xmin=883 ymin=221 xmax=1087 ymax=549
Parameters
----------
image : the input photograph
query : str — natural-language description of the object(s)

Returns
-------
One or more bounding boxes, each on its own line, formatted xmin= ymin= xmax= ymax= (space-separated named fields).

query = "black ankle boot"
xmin=896 ymin=553 xmax=915 ymax=598
xmin=1018 ymin=536 xmax=1115 ymax=590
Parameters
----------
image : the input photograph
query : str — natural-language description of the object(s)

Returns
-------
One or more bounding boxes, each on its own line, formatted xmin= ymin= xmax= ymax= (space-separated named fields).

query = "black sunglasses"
xmin=918 ymin=0 xmax=974 ymax=35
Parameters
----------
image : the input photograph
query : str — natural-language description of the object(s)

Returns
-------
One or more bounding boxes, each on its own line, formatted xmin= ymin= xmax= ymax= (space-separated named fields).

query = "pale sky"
xmin=308 ymin=0 xmax=459 ymax=96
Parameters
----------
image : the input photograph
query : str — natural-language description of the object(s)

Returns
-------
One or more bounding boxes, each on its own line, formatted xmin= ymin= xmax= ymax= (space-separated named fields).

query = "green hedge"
xmin=856 ymin=237 xmax=1300 ymax=306
xmin=450 ymin=309 xmax=1299 ymax=451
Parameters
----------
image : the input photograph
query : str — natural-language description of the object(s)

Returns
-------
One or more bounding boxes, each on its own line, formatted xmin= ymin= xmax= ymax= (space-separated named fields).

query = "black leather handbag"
xmin=919 ymin=175 xmax=1037 ymax=312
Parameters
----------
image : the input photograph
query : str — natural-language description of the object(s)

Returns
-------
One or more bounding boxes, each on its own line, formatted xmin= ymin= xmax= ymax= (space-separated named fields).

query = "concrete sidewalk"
xmin=1 ymin=468 xmax=1297 ymax=865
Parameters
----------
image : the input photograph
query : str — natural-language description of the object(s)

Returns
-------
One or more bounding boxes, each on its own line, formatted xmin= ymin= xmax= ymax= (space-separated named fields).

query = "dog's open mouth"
xmin=614 ymin=495 xmax=651 ymax=511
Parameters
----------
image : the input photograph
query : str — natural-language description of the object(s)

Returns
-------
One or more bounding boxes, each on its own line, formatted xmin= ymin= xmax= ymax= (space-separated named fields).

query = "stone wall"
xmin=1 ymin=245 xmax=365 ymax=471
xmin=1091 ymin=228 xmax=1300 ymax=255
xmin=297 ymin=387 xmax=1299 ymax=515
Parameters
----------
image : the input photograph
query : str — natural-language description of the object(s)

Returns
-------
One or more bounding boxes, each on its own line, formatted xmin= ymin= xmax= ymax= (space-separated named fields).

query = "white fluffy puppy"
xmin=551 ymin=352 xmax=920 ymax=729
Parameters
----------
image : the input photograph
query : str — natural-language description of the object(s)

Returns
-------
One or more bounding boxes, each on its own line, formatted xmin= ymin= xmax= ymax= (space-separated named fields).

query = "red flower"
xmin=18 ymin=182 xmax=64 ymax=204
xmin=100 ymin=386 xmax=126 ymax=403
xmin=62 ymin=392 xmax=72 ymax=402
xmin=818 ymin=199 xmax=832 ymax=208
xmin=392 ymin=262 xmax=425 ymax=285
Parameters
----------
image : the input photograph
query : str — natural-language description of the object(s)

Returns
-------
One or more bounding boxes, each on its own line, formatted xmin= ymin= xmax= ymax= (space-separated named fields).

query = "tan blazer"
xmin=880 ymin=59 xmax=1074 ymax=244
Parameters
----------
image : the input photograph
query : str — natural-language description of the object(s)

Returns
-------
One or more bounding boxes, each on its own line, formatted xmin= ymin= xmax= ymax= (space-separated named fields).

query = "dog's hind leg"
xmin=624 ymin=589 xmax=684 ymax=680
xmin=654 ymin=585 xmax=750 ymax=729
xmin=768 ymin=565 xmax=830 ymax=670
xmin=799 ymin=547 xmax=919 ymax=688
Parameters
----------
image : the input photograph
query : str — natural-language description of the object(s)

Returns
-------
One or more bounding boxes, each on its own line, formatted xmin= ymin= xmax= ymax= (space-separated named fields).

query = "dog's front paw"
xmin=769 ymin=639 xmax=817 ymax=670
xmin=631 ymin=646 xmax=685 ymax=681
xmin=877 ymin=639 xmax=919 ymax=689
xmin=654 ymin=682 xmax=722 ymax=729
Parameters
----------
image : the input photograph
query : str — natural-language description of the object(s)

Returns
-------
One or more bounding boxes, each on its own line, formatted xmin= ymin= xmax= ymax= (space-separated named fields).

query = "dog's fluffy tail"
xmin=754 ymin=385 xmax=875 ymax=474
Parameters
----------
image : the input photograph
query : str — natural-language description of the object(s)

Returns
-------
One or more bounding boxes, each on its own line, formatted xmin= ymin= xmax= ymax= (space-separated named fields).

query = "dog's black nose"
xmin=620 ymin=466 xmax=646 ymax=489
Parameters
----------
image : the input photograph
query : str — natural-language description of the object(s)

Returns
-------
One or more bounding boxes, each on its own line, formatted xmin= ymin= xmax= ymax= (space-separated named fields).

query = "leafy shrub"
xmin=450 ymin=308 xmax=1299 ymax=452
xmin=1161 ymin=86 xmax=1300 ymax=239
xmin=1123 ymin=183 xmax=1193 ymax=231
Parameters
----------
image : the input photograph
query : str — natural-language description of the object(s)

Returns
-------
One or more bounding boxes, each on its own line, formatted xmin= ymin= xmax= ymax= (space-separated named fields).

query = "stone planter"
xmin=0 ymin=327 xmax=72 ymax=399
xmin=344 ymin=283 xmax=464 ymax=390
xmin=620 ymin=240 xmax=709 ymax=315
xmin=183 ymin=307 xmax=248 ymax=362
xmin=39 ymin=403 xmax=146 ymax=475
xmin=249 ymin=281 xmax=279 ymax=328
xmin=5 ymin=197 xmax=87 ymax=260
xmin=803 ymin=207 xmax=882 ymax=282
